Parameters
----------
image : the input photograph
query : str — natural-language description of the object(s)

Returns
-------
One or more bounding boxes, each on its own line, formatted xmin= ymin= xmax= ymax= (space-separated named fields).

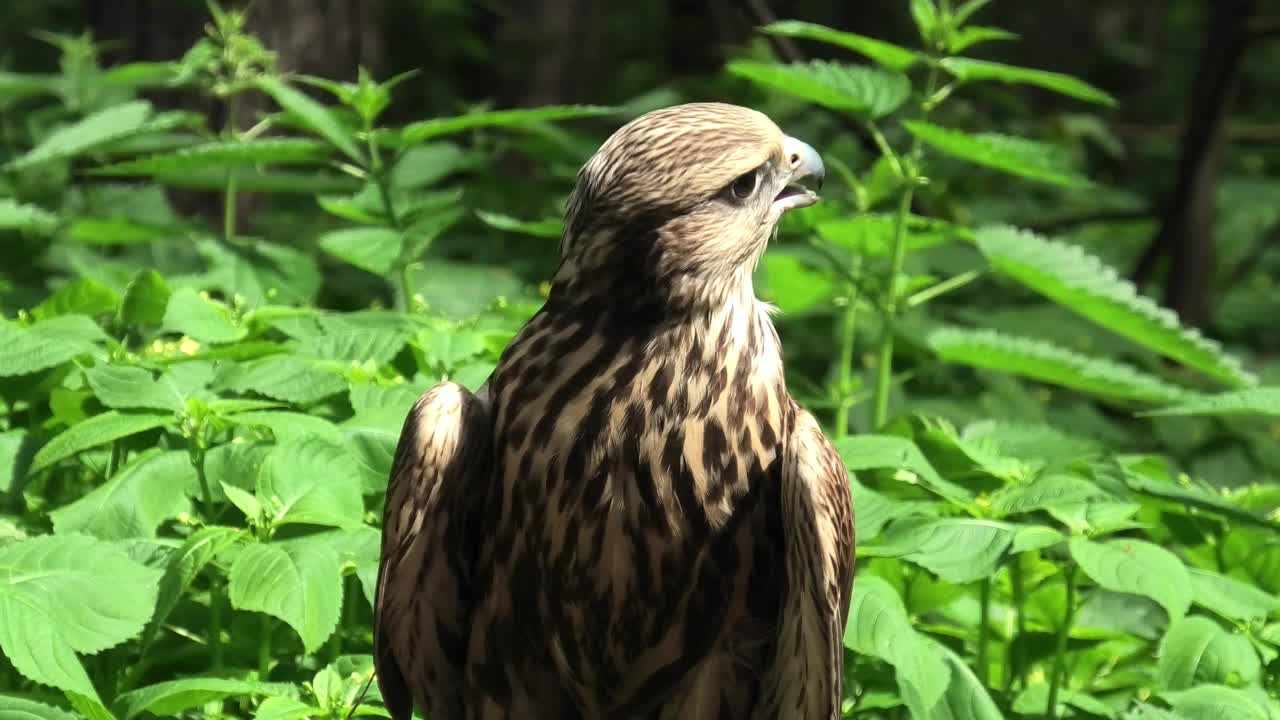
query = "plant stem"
xmin=978 ymin=576 xmax=991 ymax=688
xmin=834 ymin=255 xmax=862 ymax=439
xmin=872 ymin=187 xmax=915 ymax=428
xmin=223 ymin=93 xmax=240 ymax=244
xmin=210 ymin=576 xmax=225 ymax=672
xmin=1009 ymin=557 xmax=1028 ymax=692
xmin=1045 ymin=564 xmax=1077 ymax=720
xmin=258 ymin=614 xmax=273 ymax=677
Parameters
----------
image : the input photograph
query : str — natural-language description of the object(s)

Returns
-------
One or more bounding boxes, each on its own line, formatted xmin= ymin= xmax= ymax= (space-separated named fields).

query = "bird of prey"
xmin=374 ymin=102 xmax=855 ymax=720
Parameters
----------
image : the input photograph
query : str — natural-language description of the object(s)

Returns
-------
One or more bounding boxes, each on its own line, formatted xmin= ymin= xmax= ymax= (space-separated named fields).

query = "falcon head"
xmin=558 ymin=102 xmax=824 ymax=302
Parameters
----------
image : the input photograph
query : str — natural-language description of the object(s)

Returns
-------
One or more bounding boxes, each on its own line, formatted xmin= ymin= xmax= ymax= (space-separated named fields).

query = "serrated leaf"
xmin=32 ymin=279 xmax=119 ymax=320
xmin=976 ymin=225 xmax=1254 ymax=387
xmin=342 ymin=406 xmax=405 ymax=494
xmin=226 ymin=411 xmax=344 ymax=445
xmin=219 ymin=355 xmax=346 ymax=405
xmin=475 ymin=210 xmax=563 ymax=239
xmin=928 ymin=327 xmax=1190 ymax=404
xmin=904 ymin=121 xmax=1090 ymax=188
xmin=4 ymin=101 xmax=153 ymax=171
xmin=991 ymin=473 xmax=1108 ymax=517
xmin=228 ymin=538 xmax=343 ymax=653
xmin=727 ymin=60 xmax=910 ymax=118
xmin=1188 ymin=568 xmax=1280 ymax=623
xmin=867 ymin=517 xmax=1014 ymax=584
xmin=835 ymin=434 xmax=972 ymax=503
xmin=0 ymin=695 xmax=80 ymax=720
xmin=120 ymin=270 xmax=171 ymax=326
xmin=162 ymin=287 xmax=247 ymax=345
xmin=762 ymin=21 xmax=920 ymax=70
xmin=256 ymin=77 xmax=362 ymax=163
xmin=318 ymin=227 xmax=402 ymax=275
xmin=1143 ymin=388 xmax=1280 ymax=418
xmin=1070 ymin=537 xmax=1192 ymax=620
xmin=119 ymin=677 xmax=294 ymax=720
xmin=92 ymin=138 xmax=331 ymax=176
xmin=143 ymin=526 xmax=244 ymax=647
xmin=257 ymin=439 xmax=363 ymax=528
xmin=49 ymin=449 xmax=194 ymax=540
xmin=399 ymin=105 xmax=612 ymax=145
xmin=84 ymin=364 xmax=187 ymax=412
xmin=845 ymin=576 xmax=949 ymax=710
xmin=1158 ymin=616 xmax=1261 ymax=690
xmin=0 ymin=316 xmax=108 ymax=377
xmin=0 ymin=198 xmax=58 ymax=234
xmin=0 ymin=535 xmax=161 ymax=700
xmin=941 ymin=57 xmax=1116 ymax=106
xmin=31 ymin=411 xmax=172 ymax=473
xmin=197 ymin=237 xmax=321 ymax=307
xmin=295 ymin=320 xmax=409 ymax=365
xmin=1160 ymin=685 xmax=1271 ymax=720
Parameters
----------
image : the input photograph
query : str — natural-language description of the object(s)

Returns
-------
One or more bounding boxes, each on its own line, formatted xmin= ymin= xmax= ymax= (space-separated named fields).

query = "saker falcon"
xmin=374 ymin=102 xmax=856 ymax=720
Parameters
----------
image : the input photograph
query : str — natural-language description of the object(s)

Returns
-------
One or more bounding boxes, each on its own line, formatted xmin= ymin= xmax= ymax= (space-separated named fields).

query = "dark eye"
xmin=730 ymin=170 xmax=758 ymax=199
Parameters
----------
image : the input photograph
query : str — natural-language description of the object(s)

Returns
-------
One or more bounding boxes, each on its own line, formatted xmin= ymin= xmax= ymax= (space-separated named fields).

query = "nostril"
xmin=790 ymin=153 xmax=801 ymax=166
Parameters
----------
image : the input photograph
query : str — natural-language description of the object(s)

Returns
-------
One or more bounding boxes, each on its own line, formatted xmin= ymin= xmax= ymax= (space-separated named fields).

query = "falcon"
xmin=374 ymin=102 xmax=855 ymax=720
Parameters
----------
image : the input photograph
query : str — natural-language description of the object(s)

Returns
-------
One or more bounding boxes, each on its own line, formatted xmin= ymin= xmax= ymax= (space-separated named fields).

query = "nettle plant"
xmin=728 ymin=3 xmax=1280 ymax=719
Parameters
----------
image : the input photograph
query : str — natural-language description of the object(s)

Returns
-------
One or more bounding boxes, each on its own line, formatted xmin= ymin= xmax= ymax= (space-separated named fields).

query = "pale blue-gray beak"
xmin=776 ymin=136 xmax=825 ymax=210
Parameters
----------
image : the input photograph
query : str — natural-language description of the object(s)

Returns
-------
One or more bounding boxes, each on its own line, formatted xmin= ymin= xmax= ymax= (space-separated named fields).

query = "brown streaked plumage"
xmin=374 ymin=102 xmax=855 ymax=720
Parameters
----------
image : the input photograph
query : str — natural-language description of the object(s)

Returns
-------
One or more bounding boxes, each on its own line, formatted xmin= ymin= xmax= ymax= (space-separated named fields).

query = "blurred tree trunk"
xmin=1133 ymin=0 xmax=1257 ymax=327
xmin=248 ymin=0 xmax=385 ymax=82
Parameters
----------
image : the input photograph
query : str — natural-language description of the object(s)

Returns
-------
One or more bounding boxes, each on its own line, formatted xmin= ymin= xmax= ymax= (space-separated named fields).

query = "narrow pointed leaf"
xmin=1143 ymin=388 xmax=1280 ymax=418
xmin=762 ymin=21 xmax=920 ymax=70
xmin=92 ymin=138 xmax=331 ymax=176
xmin=31 ymin=411 xmax=173 ymax=473
xmin=727 ymin=60 xmax=910 ymax=118
xmin=4 ymin=101 xmax=153 ymax=170
xmin=256 ymin=77 xmax=363 ymax=163
xmin=941 ymin=57 xmax=1116 ymax=106
xmin=0 ymin=199 xmax=58 ymax=234
xmin=400 ymin=105 xmax=612 ymax=145
xmin=904 ymin=121 xmax=1090 ymax=187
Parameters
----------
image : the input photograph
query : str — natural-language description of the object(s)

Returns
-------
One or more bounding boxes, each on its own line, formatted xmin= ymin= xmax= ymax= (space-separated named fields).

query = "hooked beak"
xmin=774 ymin=135 xmax=825 ymax=212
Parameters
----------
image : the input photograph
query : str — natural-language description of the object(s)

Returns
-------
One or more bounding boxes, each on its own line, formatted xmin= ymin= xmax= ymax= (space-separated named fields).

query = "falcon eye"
xmin=730 ymin=169 xmax=759 ymax=200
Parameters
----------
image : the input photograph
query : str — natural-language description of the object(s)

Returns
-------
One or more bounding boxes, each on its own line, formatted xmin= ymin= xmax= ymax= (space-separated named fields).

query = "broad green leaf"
xmin=399 ymin=105 xmax=612 ymax=145
xmin=0 ymin=429 xmax=31 ymax=494
xmin=257 ymin=438 xmax=364 ymax=528
xmin=1070 ymin=537 xmax=1192 ymax=620
xmin=0 ymin=198 xmax=58 ymax=234
xmin=197 ymin=237 xmax=321 ymax=306
xmin=49 ymin=449 xmax=194 ymax=540
xmin=318 ymin=227 xmax=402 ymax=275
xmin=976 ymin=225 xmax=1254 ymax=387
xmin=928 ymin=327 xmax=1190 ymax=404
xmin=940 ymin=57 xmax=1116 ymax=106
xmin=1158 ymin=615 xmax=1261 ymax=689
xmin=1011 ymin=525 xmax=1066 ymax=553
xmin=219 ymin=355 xmax=346 ymax=405
xmin=149 ymin=167 xmax=360 ymax=194
xmin=0 ymin=534 xmax=161 ymax=700
xmin=407 ymin=261 xmax=529 ymax=318
xmin=904 ymin=121 xmax=1090 ymax=188
xmin=0 ymin=695 xmax=79 ymax=720
xmin=31 ymin=411 xmax=172 ymax=473
xmin=1121 ymin=465 xmax=1277 ymax=530
xmin=119 ymin=677 xmax=295 ymax=720
xmin=0 ymin=315 xmax=108 ymax=377
xmin=4 ymin=101 xmax=153 ymax=171
xmin=1013 ymin=684 xmax=1119 ymax=719
xmin=254 ymin=696 xmax=321 ymax=720
xmin=991 ymin=473 xmax=1108 ymax=517
xmin=162 ymin=287 xmax=247 ymax=345
xmin=475 ymin=210 xmax=563 ymax=239
xmin=817 ymin=213 xmax=957 ymax=256
xmin=256 ymin=77 xmax=363 ymax=163
xmin=1144 ymin=388 xmax=1280 ymax=417
xmin=295 ymin=317 xmax=410 ymax=365
xmin=762 ymin=21 xmax=920 ymax=70
xmin=845 ymin=576 xmax=949 ymax=710
xmin=1161 ymin=685 xmax=1272 ymax=720
xmin=144 ymin=526 xmax=244 ymax=647
xmin=1188 ymin=568 xmax=1280 ymax=623
xmin=757 ymin=252 xmax=836 ymax=315
xmin=83 ymin=364 xmax=188 ymax=412
xmin=228 ymin=538 xmax=343 ymax=653
xmin=65 ymin=218 xmax=177 ymax=246
xmin=834 ymin=434 xmax=973 ymax=503
xmin=92 ymin=138 xmax=331 ymax=176
xmin=867 ymin=517 xmax=1014 ymax=584
xmin=343 ymin=407 xmax=405 ymax=494
xmin=726 ymin=60 xmax=910 ymax=118
xmin=901 ymin=639 xmax=1004 ymax=720
xmin=120 ymin=270 xmax=172 ymax=326
xmin=227 ymin=411 xmax=345 ymax=445
xmin=31 ymin=278 xmax=119 ymax=320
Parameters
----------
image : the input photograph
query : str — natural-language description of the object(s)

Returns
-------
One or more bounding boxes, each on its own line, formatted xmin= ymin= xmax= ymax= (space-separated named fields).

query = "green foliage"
xmin=0 ymin=3 xmax=1277 ymax=720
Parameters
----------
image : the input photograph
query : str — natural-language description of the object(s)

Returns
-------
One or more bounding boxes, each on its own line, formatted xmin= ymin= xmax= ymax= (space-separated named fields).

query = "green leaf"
xmin=1158 ymin=615 xmax=1262 ymax=689
xmin=49 ymin=449 xmax=194 ymax=540
xmin=834 ymin=434 xmax=973 ymax=503
xmin=1013 ymin=684 xmax=1121 ymax=719
xmin=976 ymin=225 xmax=1254 ymax=387
xmin=294 ymin=315 xmax=410 ymax=364
xmin=64 ymin=217 xmax=177 ymax=246
xmin=904 ymin=121 xmax=1089 ymax=188
xmin=940 ymin=57 xmax=1116 ymax=106
xmin=162 ymin=287 xmax=247 ymax=345
xmin=475 ymin=210 xmax=563 ymax=239
xmin=0 ymin=695 xmax=79 ymax=720
xmin=949 ymin=26 xmax=1019 ymax=53
xmin=407 ymin=261 xmax=529 ymax=318
xmin=84 ymin=364 xmax=188 ymax=412
xmin=762 ymin=21 xmax=920 ymax=70
xmin=318 ymin=227 xmax=402 ymax=275
xmin=726 ymin=60 xmax=910 ymax=118
xmin=1188 ymin=568 xmax=1280 ymax=623
xmin=1160 ymin=685 xmax=1272 ymax=720
xmin=197 ymin=237 xmax=321 ymax=306
xmin=254 ymin=696 xmax=321 ymax=720
xmin=928 ymin=327 xmax=1191 ymax=404
xmin=845 ymin=576 xmax=949 ymax=710
xmin=32 ymin=279 xmax=120 ymax=320
xmin=4 ymin=101 xmax=153 ymax=171
xmin=92 ymin=138 xmax=332 ymax=176
xmin=256 ymin=77 xmax=363 ymax=163
xmin=0 ymin=535 xmax=161 ymax=700
xmin=817 ymin=213 xmax=956 ymax=257
xmin=1070 ymin=537 xmax=1192 ymax=620
xmin=399 ymin=105 xmax=612 ymax=145
xmin=120 ymin=270 xmax=172 ymax=326
xmin=119 ymin=677 xmax=294 ymax=720
xmin=226 ymin=411 xmax=344 ymax=445
xmin=144 ymin=526 xmax=244 ymax=647
xmin=228 ymin=538 xmax=343 ymax=653
xmin=257 ymin=438 xmax=364 ymax=529
xmin=0 ymin=198 xmax=58 ymax=234
xmin=31 ymin=411 xmax=172 ymax=473
xmin=1144 ymin=388 xmax=1280 ymax=418
xmin=219 ymin=355 xmax=346 ymax=405
xmin=910 ymin=0 xmax=942 ymax=45
xmin=901 ymin=639 xmax=1004 ymax=719
xmin=991 ymin=473 xmax=1108 ymax=517
xmin=0 ymin=316 xmax=108 ymax=377
xmin=867 ymin=517 xmax=1014 ymax=584
xmin=757 ymin=252 xmax=836 ymax=315
xmin=150 ymin=167 xmax=359 ymax=194
xmin=0 ymin=430 xmax=31 ymax=495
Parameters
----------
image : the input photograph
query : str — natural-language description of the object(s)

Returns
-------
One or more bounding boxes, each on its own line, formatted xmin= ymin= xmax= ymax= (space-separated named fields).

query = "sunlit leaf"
xmin=1070 ymin=537 xmax=1192 ymax=620
xmin=228 ymin=537 xmax=343 ymax=653
xmin=762 ymin=21 xmax=920 ymax=70
xmin=727 ymin=60 xmax=910 ymax=118
xmin=399 ymin=105 xmax=612 ymax=145
xmin=31 ymin=411 xmax=173 ymax=473
xmin=256 ymin=77 xmax=363 ymax=163
xmin=904 ymin=121 xmax=1090 ymax=188
xmin=941 ymin=57 xmax=1116 ymax=106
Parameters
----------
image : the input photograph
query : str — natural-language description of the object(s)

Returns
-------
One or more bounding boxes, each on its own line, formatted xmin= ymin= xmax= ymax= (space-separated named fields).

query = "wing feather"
xmin=374 ymin=381 xmax=492 ymax=720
